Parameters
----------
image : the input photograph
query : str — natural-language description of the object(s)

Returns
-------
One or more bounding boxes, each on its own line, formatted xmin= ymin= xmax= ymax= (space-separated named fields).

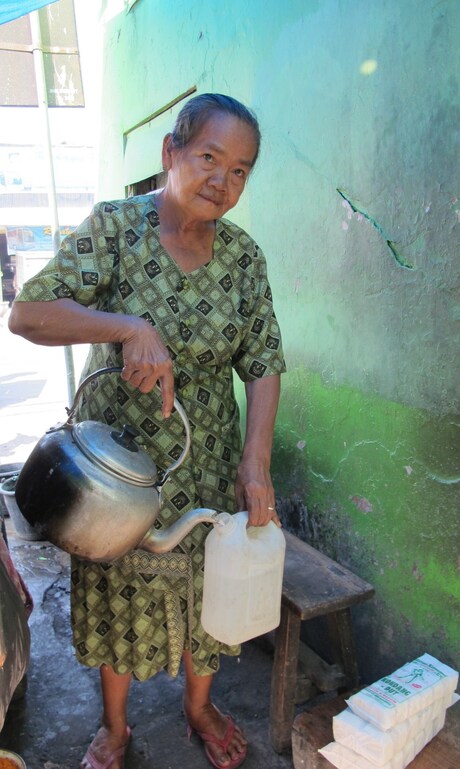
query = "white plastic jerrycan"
xmin=201 ymin=510 xmax=286 ymax=645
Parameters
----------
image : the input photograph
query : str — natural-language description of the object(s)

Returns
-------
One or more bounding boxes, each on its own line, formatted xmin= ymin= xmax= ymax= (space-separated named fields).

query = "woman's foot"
xmin=185 ymin=701 xmax=247 ymax=769
xmin=80 ymin=724 xmax=131 ymax=769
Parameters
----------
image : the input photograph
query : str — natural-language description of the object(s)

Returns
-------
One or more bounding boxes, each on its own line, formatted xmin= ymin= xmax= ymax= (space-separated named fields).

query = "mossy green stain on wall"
xmin=271 ymin=368 xmax=460 ymax=657
xmin=378 ymin=555 xmax=459 ymax=647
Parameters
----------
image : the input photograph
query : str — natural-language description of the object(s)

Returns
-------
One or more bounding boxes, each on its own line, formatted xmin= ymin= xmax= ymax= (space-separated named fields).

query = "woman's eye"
xmin=203 ymin=153 xmax=213 ymax=162
xmin=234 ymin=168 xmax=246 ymax=179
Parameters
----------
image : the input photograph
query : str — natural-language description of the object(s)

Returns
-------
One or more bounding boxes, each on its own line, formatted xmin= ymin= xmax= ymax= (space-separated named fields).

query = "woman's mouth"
xmin=199 ymin=193 xmax=221 ymax=205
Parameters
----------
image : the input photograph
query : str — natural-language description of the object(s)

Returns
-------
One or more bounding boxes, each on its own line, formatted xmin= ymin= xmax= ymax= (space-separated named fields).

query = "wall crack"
xmin=337 ymin=188 xmax=415 ymax=270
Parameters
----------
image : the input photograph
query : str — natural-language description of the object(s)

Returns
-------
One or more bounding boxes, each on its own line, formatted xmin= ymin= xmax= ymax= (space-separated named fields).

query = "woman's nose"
xmin=208 ymin=169 xmax=228 ymax=190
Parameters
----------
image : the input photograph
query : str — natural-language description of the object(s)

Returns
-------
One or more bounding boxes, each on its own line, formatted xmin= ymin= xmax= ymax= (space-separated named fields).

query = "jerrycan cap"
xmin=213 ymin=511 xmax=248 ymax=534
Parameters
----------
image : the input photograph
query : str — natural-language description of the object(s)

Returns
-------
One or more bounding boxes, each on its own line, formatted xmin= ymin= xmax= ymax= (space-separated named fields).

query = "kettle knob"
xmin=111 ymin=424 xmax=140 ymax=452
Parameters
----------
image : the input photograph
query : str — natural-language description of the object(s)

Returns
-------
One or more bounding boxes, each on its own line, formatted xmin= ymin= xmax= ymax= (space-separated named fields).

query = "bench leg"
xmin=269 ymin=602 xmax=301 ymax=753
xmin=326 ymin=608 xmax=359 ymax=689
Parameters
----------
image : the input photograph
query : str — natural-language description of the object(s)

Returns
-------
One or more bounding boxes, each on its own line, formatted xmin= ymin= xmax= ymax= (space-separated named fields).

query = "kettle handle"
xmin=65 ymin=366 xmax=191 ymax=486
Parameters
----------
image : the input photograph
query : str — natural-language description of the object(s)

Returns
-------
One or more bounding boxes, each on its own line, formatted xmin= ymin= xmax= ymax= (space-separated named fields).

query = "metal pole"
xmin=29 ymin=10 xmax=76 ymax=402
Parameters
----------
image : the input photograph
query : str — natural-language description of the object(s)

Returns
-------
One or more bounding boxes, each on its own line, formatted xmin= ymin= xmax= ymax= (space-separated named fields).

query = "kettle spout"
xmin=138 ymin=508 xmax=220 ymax=554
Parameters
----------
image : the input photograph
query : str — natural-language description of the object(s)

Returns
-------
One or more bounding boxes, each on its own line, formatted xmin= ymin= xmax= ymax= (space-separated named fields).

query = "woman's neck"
xmin=154 ymin=189 xmax=216 ymax=272
xmin=154 ymin=188 xmax=214 ymax=235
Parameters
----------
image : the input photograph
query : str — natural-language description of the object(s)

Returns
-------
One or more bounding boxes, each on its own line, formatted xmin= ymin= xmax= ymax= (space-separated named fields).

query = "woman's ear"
xmin=161 ymin=133 xmax=174 ymax=171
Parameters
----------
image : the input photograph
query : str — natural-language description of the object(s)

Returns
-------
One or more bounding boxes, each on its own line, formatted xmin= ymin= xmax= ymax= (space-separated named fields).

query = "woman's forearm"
xmin=8 ymin=298 xmax=175 ymax=410
xmin=8 ymin=298 xmax=141 ymax=346
xmin=241 ymin=374 xmax=281 ymax=466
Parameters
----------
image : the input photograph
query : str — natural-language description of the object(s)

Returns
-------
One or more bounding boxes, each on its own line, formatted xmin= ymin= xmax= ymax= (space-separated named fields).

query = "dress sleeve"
xmin=15 ymin=202 xmax=118 ymax=307
xmin=232 ymin=244 xmax=286 ymax=382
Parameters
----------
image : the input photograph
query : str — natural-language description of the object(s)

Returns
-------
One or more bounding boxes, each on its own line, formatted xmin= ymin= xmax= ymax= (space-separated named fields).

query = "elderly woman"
xmin=9 ymin=93 xmax=285 ymax=769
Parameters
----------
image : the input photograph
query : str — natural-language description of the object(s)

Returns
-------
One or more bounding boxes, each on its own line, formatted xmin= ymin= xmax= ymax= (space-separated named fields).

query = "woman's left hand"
xmin=235 ymin=459 xmax=281 ymax=527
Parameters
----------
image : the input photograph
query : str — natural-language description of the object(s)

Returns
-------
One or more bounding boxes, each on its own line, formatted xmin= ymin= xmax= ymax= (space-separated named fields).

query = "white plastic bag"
xmin=345 ymin=653 xmax=458 ymax=731
xmin=320 ymin=709 xmax=445 ymax=769
xmin=333 ymin=692 xmax=458 ymax=765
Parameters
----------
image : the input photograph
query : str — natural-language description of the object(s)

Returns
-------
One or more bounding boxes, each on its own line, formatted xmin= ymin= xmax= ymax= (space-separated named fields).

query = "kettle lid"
xmin=72 ymin=421 xmax=157 ymax=486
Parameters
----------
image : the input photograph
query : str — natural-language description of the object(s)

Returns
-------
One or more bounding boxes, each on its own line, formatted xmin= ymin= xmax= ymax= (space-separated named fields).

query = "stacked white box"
xmin=331 ymin=692 xmax=456 ymax=766
xmin=318 ymin=653 xmax=459 ymax=769
xmin=344 ymin=653 xmax=458 ymax=730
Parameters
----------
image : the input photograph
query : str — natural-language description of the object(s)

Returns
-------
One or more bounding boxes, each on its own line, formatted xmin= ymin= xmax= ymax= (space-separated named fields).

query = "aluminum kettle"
xmin=14 ymin=367 xmax=218 ymax=561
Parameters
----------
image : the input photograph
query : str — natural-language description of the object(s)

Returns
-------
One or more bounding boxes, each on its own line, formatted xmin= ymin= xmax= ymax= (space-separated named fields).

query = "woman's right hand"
xmin=119 ymin=316 xmax=175 ymax=417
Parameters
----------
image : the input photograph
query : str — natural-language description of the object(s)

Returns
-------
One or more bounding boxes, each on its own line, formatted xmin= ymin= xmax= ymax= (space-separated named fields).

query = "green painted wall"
xmin=272 ymin=370 xmax=459 ymax=668
xmin=89 ymin=0 xmax=459 ymax=734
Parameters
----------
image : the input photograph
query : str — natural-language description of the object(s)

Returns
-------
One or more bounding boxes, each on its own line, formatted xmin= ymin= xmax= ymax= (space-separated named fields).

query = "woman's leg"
xmin=80 ymin=665 xmax=131 ymax=769
xmin=183 ymin=650 xmax=247 ymax=768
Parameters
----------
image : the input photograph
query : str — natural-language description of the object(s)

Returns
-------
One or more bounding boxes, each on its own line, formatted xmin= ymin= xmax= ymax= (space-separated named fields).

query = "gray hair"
xmin=170 ymin=93 xmax=261 ymax=168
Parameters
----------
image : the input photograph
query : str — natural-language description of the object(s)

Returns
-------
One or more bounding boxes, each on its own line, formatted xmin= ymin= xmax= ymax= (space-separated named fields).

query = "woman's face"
xmin=162 ymin=112 xmax=258 ymax=222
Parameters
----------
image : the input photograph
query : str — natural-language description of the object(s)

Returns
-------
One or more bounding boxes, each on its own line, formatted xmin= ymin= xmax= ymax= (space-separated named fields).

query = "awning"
xmin=0 ymin=1 xmax=58 ymax=26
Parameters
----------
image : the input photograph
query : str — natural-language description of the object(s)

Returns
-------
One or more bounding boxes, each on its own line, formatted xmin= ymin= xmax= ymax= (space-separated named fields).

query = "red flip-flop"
xmin=187 ymin=716 xmax=247 ymax=769
xmin=82 ymin=725 xmax=132 ymax=769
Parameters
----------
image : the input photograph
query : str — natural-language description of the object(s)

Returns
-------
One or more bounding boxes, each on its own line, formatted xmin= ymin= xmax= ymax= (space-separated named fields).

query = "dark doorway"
xmin=127 ymin=170 xmax=167 ymax=198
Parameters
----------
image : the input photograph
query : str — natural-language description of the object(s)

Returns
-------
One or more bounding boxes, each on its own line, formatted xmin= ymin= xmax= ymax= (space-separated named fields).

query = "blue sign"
xmin=6 ymin=224 xmax=75 ymax=251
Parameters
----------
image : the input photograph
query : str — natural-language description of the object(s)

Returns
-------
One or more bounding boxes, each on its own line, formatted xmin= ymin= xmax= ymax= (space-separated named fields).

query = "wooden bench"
xmin=291 ymin=692 xmax=460 ymax=769
xmin=269 ymin=530 xmax=375 ymax=753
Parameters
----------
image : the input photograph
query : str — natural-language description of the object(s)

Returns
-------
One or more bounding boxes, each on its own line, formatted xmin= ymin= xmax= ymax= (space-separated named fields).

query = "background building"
xmin=0 ymin=0 xmax=101 ymax=301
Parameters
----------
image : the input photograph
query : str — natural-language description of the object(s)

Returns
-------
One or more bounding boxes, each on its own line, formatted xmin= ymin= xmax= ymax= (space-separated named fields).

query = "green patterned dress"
xmin=16 ymin=195 xmax=286 ymax=679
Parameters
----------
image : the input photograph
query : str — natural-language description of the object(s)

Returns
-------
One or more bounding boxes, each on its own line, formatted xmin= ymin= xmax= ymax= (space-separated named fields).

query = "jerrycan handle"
xmin=64 ymin=365 xmax=191 ymax=486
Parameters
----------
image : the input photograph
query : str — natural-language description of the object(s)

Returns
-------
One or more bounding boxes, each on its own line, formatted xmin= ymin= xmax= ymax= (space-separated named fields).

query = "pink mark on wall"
xmin=342 ymin=199 xmax=353 ymax=219
xmin=349 ymin=495 xmax=373 ymax=513
xmin=412 ymin=562 xmax=424 ymax=581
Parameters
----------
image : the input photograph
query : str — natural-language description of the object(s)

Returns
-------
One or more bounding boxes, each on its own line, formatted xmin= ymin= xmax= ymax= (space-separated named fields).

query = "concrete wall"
xmin=88 ymin=0 xmax=459 ymax=733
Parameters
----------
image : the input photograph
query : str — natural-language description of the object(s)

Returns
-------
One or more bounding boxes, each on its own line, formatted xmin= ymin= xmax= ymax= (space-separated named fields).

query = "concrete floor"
xmin=0 ymin=517 xmax=294 ymax=769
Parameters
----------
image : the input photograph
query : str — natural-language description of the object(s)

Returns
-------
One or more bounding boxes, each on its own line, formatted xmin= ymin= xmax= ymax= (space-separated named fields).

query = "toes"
xmin=225 ymin=725 xmax=247 ymax=763
xmin=203 ymin=737 xmax=231 ymax=768
xmin=230 ymin=725 xmax=247 ymax=754
xmin=208 ymin=747 xmax=231 ymax=768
